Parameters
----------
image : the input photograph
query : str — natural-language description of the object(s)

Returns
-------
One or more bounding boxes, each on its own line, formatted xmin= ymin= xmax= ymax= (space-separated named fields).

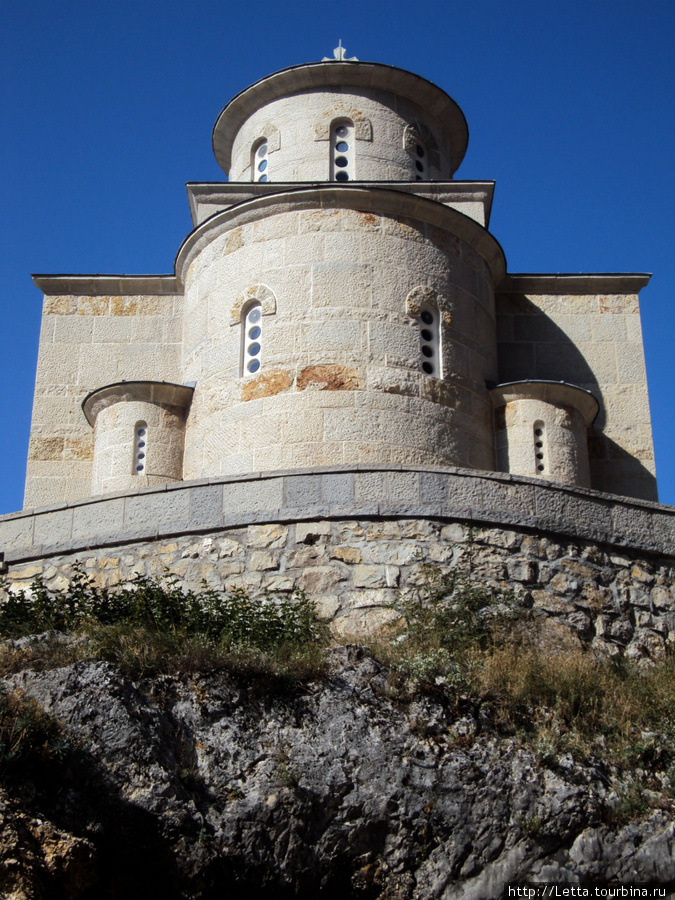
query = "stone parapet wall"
xmin=1 ymin=466 xmax=674 ymax=651
xmin=2 ymin=467 xmax=674 ymax=562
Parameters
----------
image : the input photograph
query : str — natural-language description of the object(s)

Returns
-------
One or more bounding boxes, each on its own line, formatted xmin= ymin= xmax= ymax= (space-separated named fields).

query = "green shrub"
xmin=0 ymin=568 xmax=326 ymax=680
xmin=382 ymin=562 xmax=523 ymax=693
xmin=0 ymin=568 xmax=321 ymax=648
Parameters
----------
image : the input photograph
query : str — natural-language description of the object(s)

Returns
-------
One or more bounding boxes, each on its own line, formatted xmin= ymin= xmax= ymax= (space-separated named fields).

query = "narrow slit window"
xmin=413 ymin=140 xmax=428 ymax=181
xmin=133 ymin=422 xmax=148 ymax=475
xmin=419 ymin=305 xmax=441 ymax=377
xmin=242 ymin=303 xmax=263 ymax=375
xmin=252 ymin=140 xmax=269 ymax=182
xmin=330 ymin=120 xmax=354 ymax=181
xmin=533 ymin=421 xmax=547 ymax=474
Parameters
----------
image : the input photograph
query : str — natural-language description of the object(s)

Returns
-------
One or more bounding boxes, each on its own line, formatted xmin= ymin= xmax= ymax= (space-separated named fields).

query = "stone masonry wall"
xmin=496 ymin=289 xmax=656 ymax=500
xmin=2 ymin=515 xmax=674 ymax=662
xmin=25 ymin=290 xmax=184 ymax=509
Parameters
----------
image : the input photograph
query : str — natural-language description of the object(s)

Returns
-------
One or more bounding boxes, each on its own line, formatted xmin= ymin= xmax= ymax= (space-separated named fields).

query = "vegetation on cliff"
xmin=0 ymin=564 xmax=674 ymax=897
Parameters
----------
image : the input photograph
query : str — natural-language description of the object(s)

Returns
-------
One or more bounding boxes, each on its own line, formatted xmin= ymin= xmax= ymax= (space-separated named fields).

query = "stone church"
xmin=1 ymin=51 xmax=671 ymax=635
xmin=26 ymin=51 xmax=656 ymax=506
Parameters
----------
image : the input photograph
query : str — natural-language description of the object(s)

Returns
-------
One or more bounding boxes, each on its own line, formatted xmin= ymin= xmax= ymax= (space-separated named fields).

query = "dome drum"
xmin=179 ymin=191 xmax=501 ymax=480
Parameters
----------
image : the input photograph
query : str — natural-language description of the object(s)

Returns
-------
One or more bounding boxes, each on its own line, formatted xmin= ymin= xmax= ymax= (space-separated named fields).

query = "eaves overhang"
xmin=32 ymin=274 xmax=181 ymax=296
xmin=489 ymin=380 xmax=599 ymax=427
xmin=499 ymin=273 xmax=651 ymax=295
xmin=82 ymin=381 xmax=194 ymax=427
xmin=185 ymin=180 xmax=496 ymax=228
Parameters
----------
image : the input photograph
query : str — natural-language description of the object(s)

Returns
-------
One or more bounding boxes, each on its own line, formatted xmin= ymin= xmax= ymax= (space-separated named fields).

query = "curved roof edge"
xmin=490 ymin=380 xmax=599 ymax=426
xmin=173 ymin=185 xmax=506 ymax=286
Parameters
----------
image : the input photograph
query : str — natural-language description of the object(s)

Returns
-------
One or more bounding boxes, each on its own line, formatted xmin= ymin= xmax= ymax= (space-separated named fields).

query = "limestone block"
xmin=222 ymin=478 xmax=284 ymax=514
xmin=247 ymin=524 xmax=289 ymax=548
xmin=345 ymin=588 xmax=397 ymax=609
xmin=248 ymin=550 xmax=280 ymax=571
xmin=331 ymin=546 xmax=363 ymax=564
xmin=286 ymin=545 xmax=329 ymax=568
xmin=354 ymin=472 xmax=386 ymax=506
xmin=295 ymin=521 xmax=332 ymax=543
xmin=364 ymin=542 xmax=421 ymax=566
xmin=296 ymin=566 xmax=345 ymax=594
xmin=33 ymin=508 xmax=73 ymax=547
xmin=0 ymin=514 xmax=36 ymax=553
xmin=284 ymin=475 xmax=322 ymax=509
xmin=321 ymin=473 xmax=354 ymax=508
xmin=262 ymin=575 xmax=295 ymax=592
xmin=71 ymin=498 xmax=125 ymax=542
xmin=124 ymin=490 xmax=191 ymax=533
xmin=353 ymin=565 xmax=399 ymax=588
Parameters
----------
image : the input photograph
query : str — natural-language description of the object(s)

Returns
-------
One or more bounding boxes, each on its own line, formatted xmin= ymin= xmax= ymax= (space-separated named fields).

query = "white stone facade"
xmin=23 ymin=60 xmax=657 ymax=509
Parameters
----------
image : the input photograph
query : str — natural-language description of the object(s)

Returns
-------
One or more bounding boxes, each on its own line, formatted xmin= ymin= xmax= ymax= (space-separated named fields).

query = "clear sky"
xmin=1 ymin=0 xmax=673 ymax=514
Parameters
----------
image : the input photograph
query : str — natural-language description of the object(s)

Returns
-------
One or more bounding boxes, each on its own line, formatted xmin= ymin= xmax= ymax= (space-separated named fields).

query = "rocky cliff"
xmin=2 ymin=646 xmax=674 ymax=900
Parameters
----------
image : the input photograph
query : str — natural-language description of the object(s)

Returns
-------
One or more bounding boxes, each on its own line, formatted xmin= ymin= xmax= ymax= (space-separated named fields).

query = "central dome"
xmin=212 ymin=61 xmax=469 ymax=182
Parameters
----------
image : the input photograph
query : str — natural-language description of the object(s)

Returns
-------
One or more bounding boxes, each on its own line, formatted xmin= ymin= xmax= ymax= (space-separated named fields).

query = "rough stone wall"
xmin=182 ymin=206 xmax=497 ymax=477
xmin=229 ymin=88 xmax=447 ymax=182
xmin=496 ymin=290 xmax=656 ymax=500
xmin=25 ymin=292 xmax=184 ymax=508
xmin=4 ymin=517 xmax=673 ymax=661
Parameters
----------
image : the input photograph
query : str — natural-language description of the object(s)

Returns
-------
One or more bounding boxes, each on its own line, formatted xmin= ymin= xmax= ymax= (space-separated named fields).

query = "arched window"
xmin=412 ymin=140 xmax=429 ymax=181
xmin=419 ymin=303 xmax=441 ymax=377
xmin=403 ymin=122 xmax=440 ymax=180
xmin=533 ymin=421 xmax=547 ymax=474
xmin=133 ymin=421 xmax=148 ymax=474
xmin=252 ymin=139 xmax=269 ymax=182
xmin=330 ymin=120 xmax=354 ymax=181
xmin=241 ymin=302 xmax=263 ymax=375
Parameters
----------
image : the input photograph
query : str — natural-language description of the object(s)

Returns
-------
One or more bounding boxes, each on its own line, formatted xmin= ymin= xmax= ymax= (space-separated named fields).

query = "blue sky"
xmin=1 ymin=0 xmax=673 ymax=513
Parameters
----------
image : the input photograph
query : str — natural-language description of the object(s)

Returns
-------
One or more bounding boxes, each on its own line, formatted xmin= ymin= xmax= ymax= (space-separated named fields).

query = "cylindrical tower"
xmin=178 ymin=61 xmax=506 ymax=479
xmin=490 ymin=381 xmax=599 ymax=488
xmin=83 ymin=382 xmax=193 ymax=496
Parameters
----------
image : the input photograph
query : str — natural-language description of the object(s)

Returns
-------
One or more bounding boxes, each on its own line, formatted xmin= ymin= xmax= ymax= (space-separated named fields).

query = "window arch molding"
xmin=249 ymin=124 xmax=280 ymax=182
xmin=230 ymin=283 xmax=277 ymax=326
xmin=240 ymin=301 xmax=263 ymax=376
xmin=313 ymin=108 xmax=373 ymax=142
xmin=251 ymin=138 xmax=269 ymax=182
xmin=132 ymin=420 xmax=148 ymax=475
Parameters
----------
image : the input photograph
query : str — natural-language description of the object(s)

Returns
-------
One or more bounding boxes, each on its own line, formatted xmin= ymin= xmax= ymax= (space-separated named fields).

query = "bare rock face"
xmin=4 ymin=648 xmax=675 ymax=899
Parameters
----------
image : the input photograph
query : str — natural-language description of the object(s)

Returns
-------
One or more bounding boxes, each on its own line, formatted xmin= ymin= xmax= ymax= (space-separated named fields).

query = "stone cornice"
xmin=175 ymin=185 xmax=507 ymax=285
xmin=499 ymin=274 xmax=651 ymax=294
xmin=32 ymin=275 xmax=181 ymax=297
xmin=82 ymin=381 xmax=194 ymax=427
xmin=186 ymin=181 xmax=496 ymax=228
xmin=489 ymin=380 xmax=600 ymax=426
xmin=212 ymin=61 xmax=469 ymax=176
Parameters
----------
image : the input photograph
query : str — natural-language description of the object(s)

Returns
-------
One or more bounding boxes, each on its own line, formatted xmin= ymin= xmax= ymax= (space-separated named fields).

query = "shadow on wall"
xmin=496 ymin=293 xmax=658 ymax=502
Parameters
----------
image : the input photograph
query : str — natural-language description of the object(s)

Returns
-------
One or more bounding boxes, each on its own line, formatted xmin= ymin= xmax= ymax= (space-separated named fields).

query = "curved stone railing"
xmin=1 ymin=465 xmax=674 ymax=564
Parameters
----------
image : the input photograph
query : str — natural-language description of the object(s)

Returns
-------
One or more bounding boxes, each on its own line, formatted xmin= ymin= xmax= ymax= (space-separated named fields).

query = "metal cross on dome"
xmin=322 ymin=40 xmax=358 ymax=61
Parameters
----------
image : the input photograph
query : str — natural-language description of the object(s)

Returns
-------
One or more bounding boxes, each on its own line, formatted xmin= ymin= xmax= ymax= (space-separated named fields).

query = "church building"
xmin=24 ymin=49 xmax=656 ymax=509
